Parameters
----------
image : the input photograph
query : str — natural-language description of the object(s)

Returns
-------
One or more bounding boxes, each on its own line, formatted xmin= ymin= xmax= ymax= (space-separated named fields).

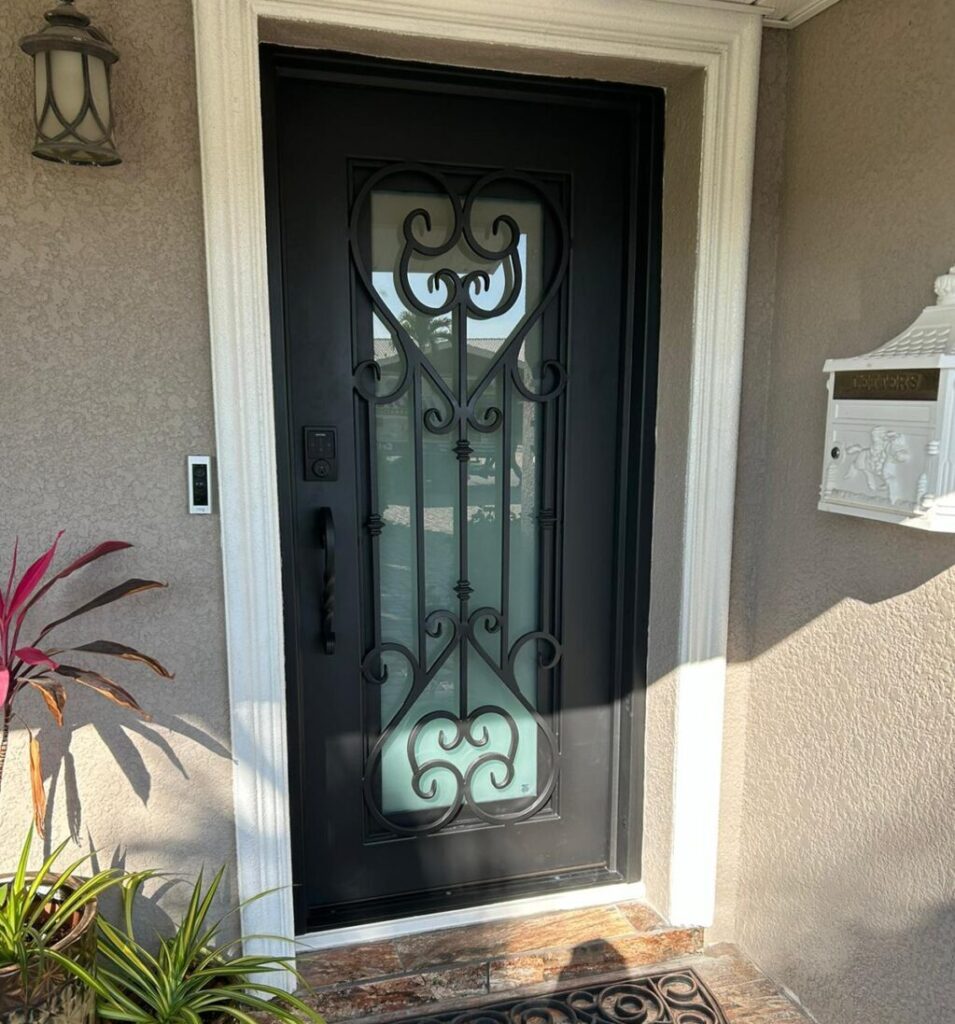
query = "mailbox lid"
xmin=824 ymin=300 xmax=955 ymax=373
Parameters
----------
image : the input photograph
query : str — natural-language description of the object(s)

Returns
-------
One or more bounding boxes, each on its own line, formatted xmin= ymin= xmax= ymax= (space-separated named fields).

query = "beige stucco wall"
xmin=8 ymin=5 xmax=953 ymax=1015
xmin=0 ymin=2 xmax=710 ymax=923
xmin=0 ymin=0 xmax=235 ymax=912
xmin=726 ymin=0 xmax=955 ymax=1020
xmin=0 ymin=0 xmax=710 ymax=925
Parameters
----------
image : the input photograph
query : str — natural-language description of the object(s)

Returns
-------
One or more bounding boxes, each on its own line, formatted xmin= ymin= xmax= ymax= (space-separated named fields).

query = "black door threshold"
xmin=305 ymin=867 xmax=625 ymax=932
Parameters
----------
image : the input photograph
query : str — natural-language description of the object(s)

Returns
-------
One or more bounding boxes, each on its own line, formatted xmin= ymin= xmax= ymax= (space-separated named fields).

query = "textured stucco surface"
xmin=10 ymin=7 xmax=955 ymax=1017
xmin=0 ymin=0 xmax=235 ymax=913
xmin=728 ymin=1 xmax=955 ymax=1020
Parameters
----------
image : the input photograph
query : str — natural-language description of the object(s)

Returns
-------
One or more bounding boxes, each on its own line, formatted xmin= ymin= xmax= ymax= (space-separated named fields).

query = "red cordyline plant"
xmin=0 ymin=533 xmax=172 ymax=834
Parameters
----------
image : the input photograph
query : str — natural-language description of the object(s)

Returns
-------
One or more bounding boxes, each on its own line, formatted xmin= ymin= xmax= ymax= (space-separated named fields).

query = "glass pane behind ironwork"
xmin=353 ymin=168 xmax=566 ymax=835
xmin=373 ymin=191 xmax=542 ymax=814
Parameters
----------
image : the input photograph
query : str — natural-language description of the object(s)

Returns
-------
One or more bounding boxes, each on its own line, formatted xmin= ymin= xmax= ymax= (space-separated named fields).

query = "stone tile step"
xmin=297 ymin=900 xmax=702 ymax=1023
xmin=486 ymin=928 xmax=703 ymax=991
xmin=304 ymin=946 xmax=815 ymax=1024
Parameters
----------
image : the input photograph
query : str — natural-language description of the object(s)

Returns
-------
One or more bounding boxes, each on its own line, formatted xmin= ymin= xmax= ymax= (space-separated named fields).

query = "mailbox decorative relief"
xmin=820 ymin=264 xmax=955 ymax=531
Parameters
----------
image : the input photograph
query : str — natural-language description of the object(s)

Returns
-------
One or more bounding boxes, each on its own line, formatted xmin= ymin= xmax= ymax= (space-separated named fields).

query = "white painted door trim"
xmin=192 ymin=0 xmax=761 ymax=979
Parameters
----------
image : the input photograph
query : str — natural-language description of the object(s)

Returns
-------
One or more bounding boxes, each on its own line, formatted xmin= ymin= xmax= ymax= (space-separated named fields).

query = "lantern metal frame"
xmin=20 ymin=0 xmax=120 ymax=167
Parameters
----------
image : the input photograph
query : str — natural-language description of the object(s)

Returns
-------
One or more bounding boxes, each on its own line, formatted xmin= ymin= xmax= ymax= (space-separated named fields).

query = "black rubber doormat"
xmin=381 ymin=969 xmax=728 ymax=1024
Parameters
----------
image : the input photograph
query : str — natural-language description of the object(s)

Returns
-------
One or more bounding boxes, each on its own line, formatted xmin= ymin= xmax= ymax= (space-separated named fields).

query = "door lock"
xmin=304 ymin=426 xmax=338 ymax=481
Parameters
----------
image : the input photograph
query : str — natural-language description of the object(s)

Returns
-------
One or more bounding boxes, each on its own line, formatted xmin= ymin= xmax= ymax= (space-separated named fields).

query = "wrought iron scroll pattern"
xmin=351 ymin=163 xmax=569 ymax=836
xmin=401 ymin=971 xmax=729 ymax=1024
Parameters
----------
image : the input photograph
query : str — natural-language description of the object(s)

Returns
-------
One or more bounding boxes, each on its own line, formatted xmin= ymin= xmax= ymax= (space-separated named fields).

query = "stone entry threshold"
xmin=296 ymin=901 xmax=814 ymax=1024
xmin=297 ymin=901 xmax=701 ymax=1022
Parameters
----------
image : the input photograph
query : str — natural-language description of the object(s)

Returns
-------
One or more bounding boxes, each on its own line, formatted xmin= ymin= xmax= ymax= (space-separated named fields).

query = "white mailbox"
xmin=820 ymin=265 xmax=955 ymax=531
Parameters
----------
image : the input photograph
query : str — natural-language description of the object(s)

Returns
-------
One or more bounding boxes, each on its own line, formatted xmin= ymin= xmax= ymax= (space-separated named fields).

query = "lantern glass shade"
xmin=21 ymin=1 xmax=120 ymax=167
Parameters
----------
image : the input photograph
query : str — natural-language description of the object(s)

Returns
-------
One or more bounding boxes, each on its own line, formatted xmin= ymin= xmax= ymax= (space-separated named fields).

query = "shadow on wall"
xmin=741 ymin=510 xmax=955 ymax=662
xmin=37 ymin=711 xmax=231 ymax=846
xmin=0 ymin=532 xmax=235 ymax=909
xmin=740 ymin=761 xmax=955 ymax=1024
xmin=1 ymin=686 xmax=238 ymax=931
xmin=840 ymin=901 xmax=955 ymax=1023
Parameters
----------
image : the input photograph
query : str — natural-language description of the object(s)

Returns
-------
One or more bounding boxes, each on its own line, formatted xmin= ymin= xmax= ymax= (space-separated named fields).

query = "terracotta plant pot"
xmin=0 ymin=877 xmax=97 ymax=1024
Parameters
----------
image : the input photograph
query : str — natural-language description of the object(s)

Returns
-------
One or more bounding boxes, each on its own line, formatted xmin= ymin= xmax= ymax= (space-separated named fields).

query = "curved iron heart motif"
xmin=349 ymin=164 xmax=570 ymax=835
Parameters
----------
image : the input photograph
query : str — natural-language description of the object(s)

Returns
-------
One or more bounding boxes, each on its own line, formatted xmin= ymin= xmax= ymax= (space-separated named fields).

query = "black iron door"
xmin=262 ymin=50 xmax=662 ymax=932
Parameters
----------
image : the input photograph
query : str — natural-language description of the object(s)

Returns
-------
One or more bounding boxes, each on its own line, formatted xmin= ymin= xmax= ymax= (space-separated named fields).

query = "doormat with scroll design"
xmin=382 ymin=969 xmax=728 ymax=1024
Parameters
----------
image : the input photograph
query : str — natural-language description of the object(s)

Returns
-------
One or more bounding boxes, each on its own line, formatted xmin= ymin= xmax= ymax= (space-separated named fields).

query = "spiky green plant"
xmin=52 ymin=868 xmax=322 ymax=1024
xmin=0 ymin=828 xmax=121 ymax=996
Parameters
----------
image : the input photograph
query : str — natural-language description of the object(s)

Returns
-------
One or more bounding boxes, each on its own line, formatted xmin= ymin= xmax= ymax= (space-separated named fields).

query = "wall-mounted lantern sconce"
xmin=20 ymin=0 xmax=120 ymax=166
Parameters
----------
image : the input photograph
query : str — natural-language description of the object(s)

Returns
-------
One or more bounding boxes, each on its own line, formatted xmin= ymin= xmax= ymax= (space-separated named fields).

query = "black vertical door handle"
xmin=317 ymin=507 xmax=336 ymax=655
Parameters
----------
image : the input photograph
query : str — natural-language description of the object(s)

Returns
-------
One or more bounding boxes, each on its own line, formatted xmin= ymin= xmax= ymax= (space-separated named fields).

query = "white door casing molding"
xmin=192 ymin=0 xmax=761 ymax=974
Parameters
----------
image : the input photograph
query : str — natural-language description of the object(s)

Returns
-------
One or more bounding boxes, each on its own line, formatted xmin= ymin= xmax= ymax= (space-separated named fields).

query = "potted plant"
xmin=0 ymin=533 xmax=171 ymax=1023
xmin=0 ymin=532 xmax=172 ymax=832
xmin=1 ymin=830 xmax=121 ymax=1024
xmin=55 ymin=868 xmax=322 ymax=1024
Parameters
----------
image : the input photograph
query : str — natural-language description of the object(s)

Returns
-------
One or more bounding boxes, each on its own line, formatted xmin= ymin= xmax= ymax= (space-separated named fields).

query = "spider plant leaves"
xmin=59 ymin=869 xmax=125 ymax=920
xmin=36 ymin=579 xmax=167 ymax=643
xmin=64 ymin=641 xmax=174 ymax=679
xmin=43 ymin=949 xmax=102 ymax=996
xmin=97 ymin=930 xmax=158 ymax=988
xmin=18 ymin=840 xmax=86 ymax=930
xmin=0 ymin=828 xmax=122 ymax=979
xmin=52 ymin=865 xmax=325 ymax=1024
xmin=51 ymin=665 xmax=148 ymax=717
xmin=95 ymin=928 xmax=162 ymax=1007
xmin=116 ymin=870 xmax=161 ymax=940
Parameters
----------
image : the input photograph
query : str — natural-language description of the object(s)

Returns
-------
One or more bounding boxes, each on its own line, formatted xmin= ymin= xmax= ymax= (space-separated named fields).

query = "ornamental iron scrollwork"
xmin=350 ymin=162 xmax=569 ymax=836
xmin=350 ymin=164 xmax=569 ymax=426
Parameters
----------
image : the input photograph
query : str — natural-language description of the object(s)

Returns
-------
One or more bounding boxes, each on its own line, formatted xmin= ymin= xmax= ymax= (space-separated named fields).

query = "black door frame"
xmin=261 ymin=46 xmax=663 ymax=934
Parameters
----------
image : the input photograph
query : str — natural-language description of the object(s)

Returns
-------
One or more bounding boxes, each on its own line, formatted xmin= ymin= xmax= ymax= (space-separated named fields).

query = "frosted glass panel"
xmin=366 ymin=188 xmax=548 ymax=818
xmin=49 ymin=50 xmax=84 ymax=122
